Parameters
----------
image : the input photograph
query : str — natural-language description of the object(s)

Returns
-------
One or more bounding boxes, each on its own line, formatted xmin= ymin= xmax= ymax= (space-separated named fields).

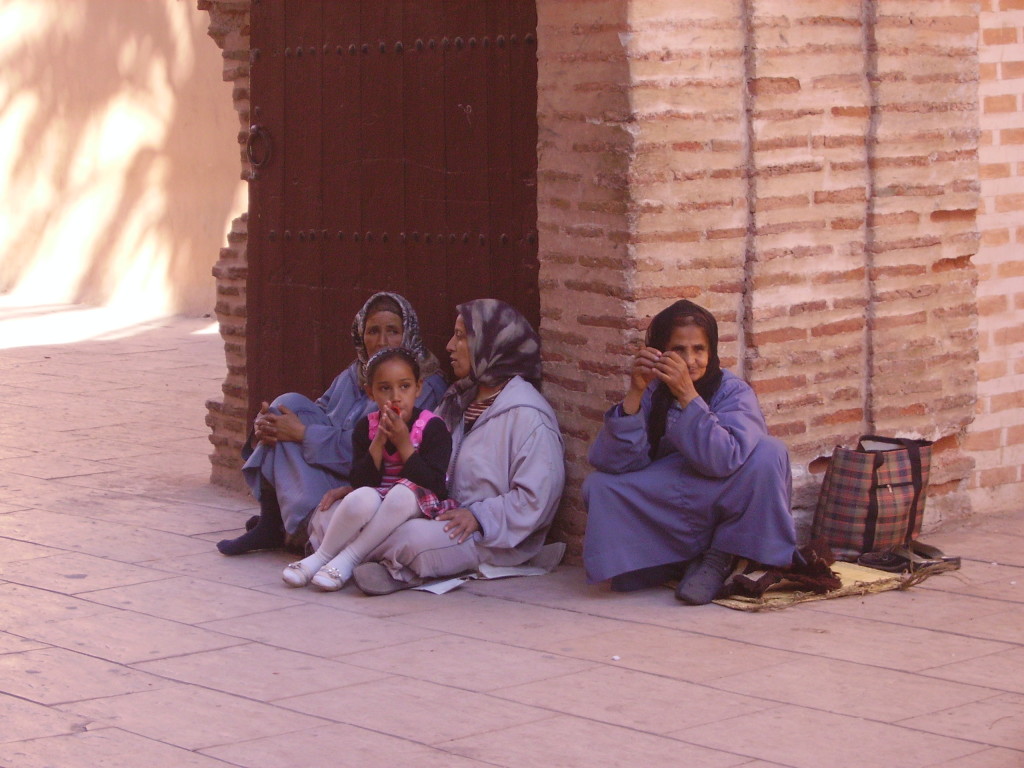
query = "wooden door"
xmin=246 ymin=1 xmax=538 ymax=417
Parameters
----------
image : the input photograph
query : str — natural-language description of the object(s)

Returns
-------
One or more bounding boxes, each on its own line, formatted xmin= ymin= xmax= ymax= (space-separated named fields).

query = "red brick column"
xmin=198 ymin=0 xmax=251 ymax=490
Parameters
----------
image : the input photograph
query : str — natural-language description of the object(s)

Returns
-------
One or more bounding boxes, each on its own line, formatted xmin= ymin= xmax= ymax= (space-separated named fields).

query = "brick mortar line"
xmin=739 ymin=0 xmax=756 ymax=381
xmin=863 ymin=0 xmax=880 ymax=433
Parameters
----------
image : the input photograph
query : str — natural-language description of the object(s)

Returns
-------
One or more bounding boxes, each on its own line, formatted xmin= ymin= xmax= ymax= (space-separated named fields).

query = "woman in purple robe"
xmin=582 ymin=300 xmax=796 ymax=604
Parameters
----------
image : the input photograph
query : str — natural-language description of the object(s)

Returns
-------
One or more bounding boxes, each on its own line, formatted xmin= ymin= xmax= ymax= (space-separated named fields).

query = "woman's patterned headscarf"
xmin=437 ymin=299 xmax=542 ymax=429
xmin=351 ymin=291 xmax=440 ymax=387
xmin=645 ymin=299 xmax=724 ymax=459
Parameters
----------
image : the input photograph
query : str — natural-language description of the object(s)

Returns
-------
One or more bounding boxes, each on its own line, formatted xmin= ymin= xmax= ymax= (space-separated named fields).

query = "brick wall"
xmin=199 ymin=0 xmax=252 ymax=491
xmin=539 ymin=0 xmax=980 ymax=555
xmin=973 ymin=0 xmax=1024 ymax=512
xmin=200 ymin=1 xmax=1016 ymax=558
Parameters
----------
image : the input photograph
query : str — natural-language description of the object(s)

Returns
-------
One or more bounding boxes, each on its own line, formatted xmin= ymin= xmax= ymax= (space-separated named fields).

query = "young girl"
xmin=281 ymin=347 xmax=453 ymax=590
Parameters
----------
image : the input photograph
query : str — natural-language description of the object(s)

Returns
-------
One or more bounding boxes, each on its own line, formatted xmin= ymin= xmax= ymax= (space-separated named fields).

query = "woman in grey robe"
xmin=582 ymin=300 xmax=796 ymax=604
xmin=217 ymin=292 xmax=447 ymax=555
xmin=350 ymin=299 xmax=566 ymax=595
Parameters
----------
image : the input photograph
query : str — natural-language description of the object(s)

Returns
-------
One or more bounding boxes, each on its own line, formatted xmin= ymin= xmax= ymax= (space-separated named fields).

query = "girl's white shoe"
xmin=311 ymin=566 xmax=345 ymax=591
xmin=282 ymin=561 xmax=312 ymax=587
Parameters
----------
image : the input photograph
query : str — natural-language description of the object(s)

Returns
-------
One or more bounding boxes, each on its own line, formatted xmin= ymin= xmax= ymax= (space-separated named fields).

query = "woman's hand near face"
xmin=367 ymin=413 xmax=389 ymax=467
xmin=655 ymin=350 xmax=700 ymax=407
xmin=622 ymin=346 xmax=662 ymax=415
xmin=383 ymin=408 xmax=414 ymax=459
xmin=437 ymin=507 xmax=480 ymax=544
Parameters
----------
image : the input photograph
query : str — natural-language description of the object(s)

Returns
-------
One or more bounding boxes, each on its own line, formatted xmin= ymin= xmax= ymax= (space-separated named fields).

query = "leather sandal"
xmin=857 ymin=549 xmax=911 ymax=573
xmin=910 ymin=541 xmax=961 ymax=570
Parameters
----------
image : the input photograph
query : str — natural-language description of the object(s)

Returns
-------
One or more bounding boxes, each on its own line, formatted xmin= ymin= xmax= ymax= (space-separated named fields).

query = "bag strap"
xmin=900 ymin=439 xmax=925 ymax=545
xmin=861 ymin=450 xmax=886 ymax=554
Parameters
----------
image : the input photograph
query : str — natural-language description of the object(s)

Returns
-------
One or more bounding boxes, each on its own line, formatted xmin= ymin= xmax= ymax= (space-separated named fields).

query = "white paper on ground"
xmin=413 ymin=577 xmax=473 ymax=594
xmin=411 ymin=542 xmax=566 ymax=595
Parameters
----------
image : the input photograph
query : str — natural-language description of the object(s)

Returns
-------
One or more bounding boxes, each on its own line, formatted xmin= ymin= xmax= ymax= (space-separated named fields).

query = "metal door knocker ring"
xmin=246 ymin=125 xmax=273 ymax=170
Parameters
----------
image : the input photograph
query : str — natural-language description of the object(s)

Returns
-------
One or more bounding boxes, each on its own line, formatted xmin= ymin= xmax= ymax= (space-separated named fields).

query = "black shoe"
xmin=216 ymin=522 xmax=284 ymax=555
xmin=217 ymin=486 xmax=284 ymax=555
xmin=675 ymin=548 xmax=733 ymax=605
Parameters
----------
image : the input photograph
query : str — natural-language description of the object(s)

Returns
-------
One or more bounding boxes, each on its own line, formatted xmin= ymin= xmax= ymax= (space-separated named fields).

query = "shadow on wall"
xmin=0 ymin=0 xmax=244 ymax=316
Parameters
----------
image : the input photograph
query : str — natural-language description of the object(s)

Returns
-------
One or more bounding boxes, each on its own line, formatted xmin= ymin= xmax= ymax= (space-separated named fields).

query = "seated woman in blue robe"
xmin=582 ymin=299 xmax=796 ymax=605
xmin=217 ymin=291 xmax=447 ymax=555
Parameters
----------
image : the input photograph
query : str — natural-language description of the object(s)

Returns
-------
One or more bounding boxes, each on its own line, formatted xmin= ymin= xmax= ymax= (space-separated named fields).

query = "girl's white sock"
xmin=291 ymin=551 xmax=329 ymax=580
xmin=319 ymin=549 xmax=361 ymax=583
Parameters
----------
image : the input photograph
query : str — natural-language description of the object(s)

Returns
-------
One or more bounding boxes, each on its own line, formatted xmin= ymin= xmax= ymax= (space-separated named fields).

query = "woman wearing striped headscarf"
xmin=352 ymin=299 xmax=566 ymax=595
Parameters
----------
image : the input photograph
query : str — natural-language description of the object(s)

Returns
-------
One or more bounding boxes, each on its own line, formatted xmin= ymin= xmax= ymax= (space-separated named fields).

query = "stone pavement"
xmin=0 ymin=303 xmax=1022 ymax=768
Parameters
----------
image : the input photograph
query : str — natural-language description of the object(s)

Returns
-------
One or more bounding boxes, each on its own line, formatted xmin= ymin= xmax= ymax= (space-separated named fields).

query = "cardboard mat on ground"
xmin=713 ymin=560 xmax=939 ymax=612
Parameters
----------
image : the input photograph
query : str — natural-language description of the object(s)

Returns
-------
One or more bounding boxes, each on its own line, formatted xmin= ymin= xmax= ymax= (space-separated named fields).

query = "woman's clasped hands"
xmin=369 ymin=404 xmax=413 ymax=458
xmin=254 ymin=401 xmax=307 ymax=447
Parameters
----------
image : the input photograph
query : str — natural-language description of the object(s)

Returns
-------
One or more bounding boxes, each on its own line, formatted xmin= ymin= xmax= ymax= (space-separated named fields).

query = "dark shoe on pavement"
xmin=857 ymin=549 xmax=911 ymax=573
xmin=218 ymin=486 xmax=285 ymax=555
xmin=216 ymin=522 xmax=284 ymax=555
xmin=352 ymin=562 xmax=411 ymax=596
xmin=675 ymin=548 xmax=734 ymax=605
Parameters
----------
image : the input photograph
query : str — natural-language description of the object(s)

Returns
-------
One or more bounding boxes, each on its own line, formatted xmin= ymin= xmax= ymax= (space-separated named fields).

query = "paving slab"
xmin=491 ymin=664 xmax=777 ymax=733
xmin=59 ymin=685 xmax=327 ymax=751
xmin=389 ymin=591 xmax=629 ymax=651
xmin=0 ymin=727 xmax=234 ymax=768
xmin=442 ymin=713 xmax=749 ymax=768
xmin=201 ymin=722 xmax=496 ymax=768
xmin=18 ymin=607 xmax=246 ymax=665
xmin=0 ymin=508 xmax=213 ymax=563
xmin=80 ymin=574 xmax=303 ymax=624
xmin=898 ymin=692 xmax=1024 ymax=751
xmin=921 ymin=646 xmax=1024 ymax=695
xmin=709 ymin=655 xmax=997 ymax=722
xmin=0 ymin=646 xmax=173 ymax=705
xmin=672 ymin=704 xmax=984 ymax=768
xmin=1 ymin=582 xmax=113 ymax=626
xmin=683 ymin=599 xmax=1015 ymax=673
xmin=279 ymin=676 xmax=554 ymax=745
xmin=0 ymin=550 xmax=175 ymax=594
xmin=928 ymin=746 xmax=1024 ymax=767
xmin=340 ymin=632 xmax=598 ymax=692
xmin=134 ymin=642 xmax=389 ymax=701
xmin=199 ymin=602 xmax=442 ymax=657
xmin=0 ymin=692 xmax=90 ymax=743
xmin=0 ymin=631 xmax=47 ymax=654
xmin=529 ymin=623 xmax=801 ymax=683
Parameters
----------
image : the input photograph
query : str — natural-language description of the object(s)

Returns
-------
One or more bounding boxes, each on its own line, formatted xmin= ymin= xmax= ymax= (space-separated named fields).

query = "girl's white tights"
xmin=292 ymin=485 xmax=420 ymax=585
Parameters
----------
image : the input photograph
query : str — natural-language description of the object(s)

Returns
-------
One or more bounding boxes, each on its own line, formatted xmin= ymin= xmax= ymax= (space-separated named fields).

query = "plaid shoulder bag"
xmin=811 ymin=435 xmax=932 ymax=561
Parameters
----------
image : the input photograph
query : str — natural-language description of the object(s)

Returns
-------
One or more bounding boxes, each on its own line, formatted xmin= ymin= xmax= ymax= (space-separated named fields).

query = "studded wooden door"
xmin=246 ymin=1 xmax=538 ymax=418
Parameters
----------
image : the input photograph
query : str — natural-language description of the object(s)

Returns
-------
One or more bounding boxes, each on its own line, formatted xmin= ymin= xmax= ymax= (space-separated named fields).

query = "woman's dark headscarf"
xmin=646 ymin=299 xmax=724 ymax=459
xmin=351 ymin=291 xmax=440 ymax=387
xmin=437 ymin=299 xmax=542 ymax=430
